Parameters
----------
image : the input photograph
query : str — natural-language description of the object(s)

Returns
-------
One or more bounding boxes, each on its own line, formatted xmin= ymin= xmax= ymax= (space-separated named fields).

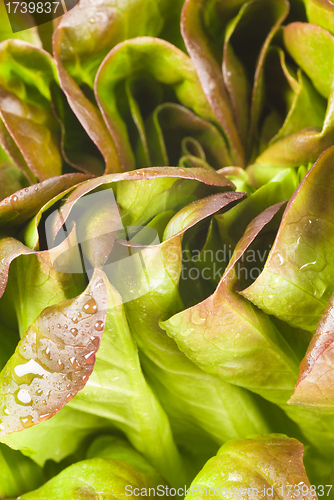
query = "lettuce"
xmin=1 ymin=0 xmax=334 ymax=492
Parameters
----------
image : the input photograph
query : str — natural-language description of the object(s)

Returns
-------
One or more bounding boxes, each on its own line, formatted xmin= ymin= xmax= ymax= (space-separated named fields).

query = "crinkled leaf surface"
xmin=95 ymin=37 xmax=221 ymax=171
xmin=185 ymin=435 xmax=315 ymax=500
xmin=242 ymin=146 xmax=334 ymax=332
xmin=0 ymin=269 xmax=106 ymax=436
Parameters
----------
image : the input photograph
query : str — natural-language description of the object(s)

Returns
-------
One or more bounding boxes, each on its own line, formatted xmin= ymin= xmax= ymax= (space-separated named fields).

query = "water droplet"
xmin=64 ymin=324 xmax=68 ymax=329
xmin=90 ymin=336 xmax=100 ymax=347
xmin=85 ymin=322 xmax=90 ymax=328
xmin=0 ymin=422 xmax=4 ymax=431
xmin=42 ymin=400 xmax=47 ymax=405
xmin=89 ymin=16 xmax=95 ymax=23
xmin=57 ymin=360 xmax=65 ymax=370
xmin=34 ymin=186 xmax=38 ymax=191
xmin=47 ymin=327 xmax=50 ymax=332
xmin=44 ymin=347 xmax=51 ymax=360
xmin=39 ymin=413 xmax=51 ymax=422
xmin=57 ymin=324 xmax=61 ymax=328
xmin=72 ymin=317 xmax=79 ymax=324
xmin=191 ymin=310 xmax=206 ymax=325
xmin=11 ymin=195 xmax=18 ymax=203
xmin=3 ymin=406 xmax=9 ymax=416
xmin=83 ymin=298 xmax=97 ymax=314
xmin=70 ymin=328 xmax=78 ymax=336
xmin=25 ymin=188 xmax=29 ymax=192
xmin=36 ymin=389 xmax=43 ymax=396
xmin=20 ymin=415 xmax=34 ymax=428
xmin=70 ymin=357 xmax=82 ymax=370
xmin=77 ymin=312 xmax=82 ymax=318
xmin=84 ymin=351 xmax=95 ymax=364
xmin=66 ymin=393 xmax=72 ymax=399
xmin=17 ymin=389 xmax=32 ymax=404
xmin=94 ymin=320 xmax=104 ymax=332
xmin=15 ymin=359 xmax=49 ymax=378
xmin=66 ymin=384 xmax=71 ymax=390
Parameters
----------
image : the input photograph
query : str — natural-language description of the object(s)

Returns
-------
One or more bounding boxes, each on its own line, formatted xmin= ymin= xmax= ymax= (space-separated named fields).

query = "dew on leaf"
xmin=39 ymin=413 xmax=51 ymax=422
xmin=17 ymin=389 xmax=32 ymax=405
xmin=94 ymin=321 xmax=104 ymax=332
xmin=20 ymin=415 xmax=34 ymax=428
xmin=83 ymin=298 xmax=97 ymax=314
xmin=70 ymin=357 xmax=82 ymax=370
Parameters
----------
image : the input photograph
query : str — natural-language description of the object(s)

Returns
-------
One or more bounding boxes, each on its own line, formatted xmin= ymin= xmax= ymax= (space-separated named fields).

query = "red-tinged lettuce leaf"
xmin=181 ymin=0 xmax=245 ymax=166
xmin=181 ymin=0 xmax=289 ymax=165
xmin=0 ymin=40 xmax=63 ymax=181
xmin=289 ymin=291 xmax=334 ymax=413
xmin=0 ymin=40 xmax=102 ymax=179
xmin=162 ymin=202 xmax=298 ymax=404
xmin=263 ymin=47 xmax=327 ymax=147
xmin=185 ymin=435 xmax=316 ymax=500
xmin=50 ymin=81 xmax=107 ymax=176
xmin=0 ymin=269 xmax=107 ymax=436
xmin=95 ymin=37 xmax=223 ymax=171
xmin=223 ymin=0 xmax=289 ymax=157
xmin=49 ymin=167 xmax=234 ymax=237
xmin=52 ymin=0 xmax=186 ymax=173
xmin=0 ymin=173 xmax=90 ymax=229
xmin=241 ymin=146 xmax=334 ymax=332
xmin=0 ymin=116 xmax=37 ymax=184
xmin=254 ymin=23 xmax=334 ymax=167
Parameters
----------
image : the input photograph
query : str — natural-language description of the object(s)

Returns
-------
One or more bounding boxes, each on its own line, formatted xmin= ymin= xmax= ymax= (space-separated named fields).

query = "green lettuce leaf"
xmin=185 ymin=434 xmax=314 ymax=500
xmin=242 ymin=145 xmax=334 ymax=332
xmin=0 ymin=443 xmax=45 ymax=499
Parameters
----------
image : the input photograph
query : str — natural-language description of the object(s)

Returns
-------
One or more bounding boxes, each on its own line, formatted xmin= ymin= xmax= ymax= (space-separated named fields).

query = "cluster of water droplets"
xmin=0 ymin=280 xmax=107 ymax=435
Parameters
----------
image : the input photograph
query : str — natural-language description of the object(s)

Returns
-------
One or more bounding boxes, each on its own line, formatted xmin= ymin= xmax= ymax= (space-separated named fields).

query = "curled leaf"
xmin=0 ymin=269 xmax=107 ymax=436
